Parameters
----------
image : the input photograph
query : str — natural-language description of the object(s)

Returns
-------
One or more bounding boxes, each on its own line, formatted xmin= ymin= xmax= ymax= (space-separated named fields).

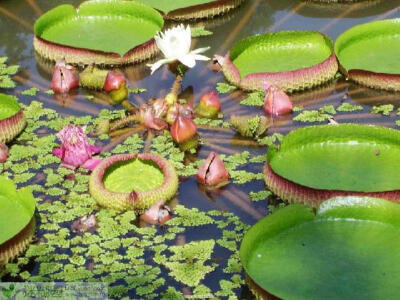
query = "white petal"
xmin=147 ymin=58 xmax=175 ymax=74
xmin=193 ymin=54 xmax=210 ymax=61
xmin=191 ymin=47 xmax=211 ymax=54
xmin=178 ymin=54 xmax=196 ymax=68
xmin=185 ymin=25 xmax=192 ymax=49
xmin=155 ymin=35 xmax=168 ymax=57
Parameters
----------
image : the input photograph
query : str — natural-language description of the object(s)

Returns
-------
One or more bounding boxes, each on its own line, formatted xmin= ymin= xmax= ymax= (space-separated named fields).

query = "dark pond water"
xmin=0 ymin=0 xmax=399 ymax=298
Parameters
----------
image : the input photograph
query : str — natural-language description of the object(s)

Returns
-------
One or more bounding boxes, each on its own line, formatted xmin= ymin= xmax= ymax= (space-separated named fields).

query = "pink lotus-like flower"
xmin=0 ymin=143 xmax=8 ymax=163
xmin=197 ymin=152 xmax=230 ymax=186
xmin=263 ymin=83 xmax=293 ymax=116
xmin=51 ymin=59 xmax=79 ymax=93
xmin=170 ymin=115 xmax=197 ymax=143
xmin=52 ymin=124 xmax=101 ymax=170
xmin=140 ymin=200 xmax=172 ymax=225
xmin=197 ymin=91 xmax=221 ymax=118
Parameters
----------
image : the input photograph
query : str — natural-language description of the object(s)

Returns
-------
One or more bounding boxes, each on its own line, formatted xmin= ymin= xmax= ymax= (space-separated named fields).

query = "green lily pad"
xmin=335 ymin=18 xmax=400 ymax=75
xmin=231 ymin=31 xmax=333 ymax=78
xmin=103 ymin=158 xmax=164 ymax=193
xmin=0 ymin=94 xmax=20 ymax=120
xmin=34 ymin=0 xmax=164 ymax=56
xmin=240 ymin=196 xmax=400 ymax=300
xmin=0 ymin=177 xmax=36 ymax=244
xmin=268 ymin=124 xmax=400 ymax=192
xmin=135 ymin=0 xmax=215 ymax=14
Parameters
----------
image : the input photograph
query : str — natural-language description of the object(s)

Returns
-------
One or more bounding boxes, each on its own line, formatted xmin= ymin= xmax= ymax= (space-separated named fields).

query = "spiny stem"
xmin=110 ymin=114 xmax=140 ymax=131
xmin=170 ymin=74 xmax=183 ymax=97
xmin=121 ymin=100 xmax=136 ymax=113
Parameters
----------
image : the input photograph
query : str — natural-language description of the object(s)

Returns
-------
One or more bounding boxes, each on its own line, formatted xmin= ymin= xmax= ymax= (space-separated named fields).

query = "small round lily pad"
xmin=240 ymin=196 xmax=400 ymax=300
xmin=135 ymin=0 xmax=245 ymax=20
xmin=265 ymin=124 xmax=400 ymax=206
xmin=89 ymin=153 xmax=179 ymax=211
xmin=222 ymin=31 xmax=338 ymax=92
xmin=335 ymin=18 xmax=400 ymax=91
xmin=0 ymin=94 xmax=26 ymax=143
xmin=0 ymin=177 xmax=36 ymax=265
xmin=33 ymin=0 xmax=164 ymax=65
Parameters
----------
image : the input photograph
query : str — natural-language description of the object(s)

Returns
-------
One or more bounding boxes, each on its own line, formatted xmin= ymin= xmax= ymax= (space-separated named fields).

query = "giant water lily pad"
xmin=0 ymin=177 xmax=36 ymax=265
xmin=135 ymin=0 xmax=244 ymax=20
xmin=221 ymin=31 xmax=338 ymax=92
xmin=0 ymin=94 xmax=26 ymax=143
xmin=240 ymin=196 xmax=400 ymax=300
xmin=33 ymin=0 xmax=164 ymax=65
xmin=89 ymin=153 xmax=179 ymax=211
xmin=335 ymin=18 xmax=400 ymax=91
xmin=265 ymin=124 xmax=400 ymax=206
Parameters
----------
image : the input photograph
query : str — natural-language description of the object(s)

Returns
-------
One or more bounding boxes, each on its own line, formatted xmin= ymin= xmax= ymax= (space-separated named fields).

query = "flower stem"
xmin=110 ymin=114 xmax=140 ymax=131
xmin=170 ymin=74 xmax=183 ymax=97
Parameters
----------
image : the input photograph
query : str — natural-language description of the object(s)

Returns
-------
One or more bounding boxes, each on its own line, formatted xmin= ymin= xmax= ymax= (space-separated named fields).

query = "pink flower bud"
xmin=0 ymin=143 xmax=9 ymax=163
xmin=197 ymin=91 xmax=221 ymax=118
xmin=104 ymin=72 xmax=128 ymax=104
xmin=263 ymin=84 xmax=293 ymax=116
xmin=51 ymin=59 xmax=79 ymax=93
xmin=170 ymin=115 xmax=197 ymax=144
xmin=197 ymin=152 xmax=230 ymax=186
xmin=140 ymin=200 xmax=172 ymax=225
xmin=104 ymin=72 xmax=126 ymax=92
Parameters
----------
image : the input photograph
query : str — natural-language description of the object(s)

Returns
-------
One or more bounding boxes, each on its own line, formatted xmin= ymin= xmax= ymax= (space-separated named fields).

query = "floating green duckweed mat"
xmin=33 ymin=0 xmax=164 ymax=65
xmin=268 ymin=124 xmax=400 ymax=192
xmin=222 ymin=31 xmax=338 ymax=92
xmin=0 ymin=101 xmax=263 ymax=299
xmin=335 ymin=18 xmax=400 ymax=91
xmin=240 ymin=196 xmax=400 ymax=300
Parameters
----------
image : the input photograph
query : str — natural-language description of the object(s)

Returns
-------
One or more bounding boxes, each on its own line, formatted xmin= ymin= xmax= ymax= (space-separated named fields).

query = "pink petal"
xmin=89 ymin=145 xmax=101 ymax=155
xmin=197 ymin=152 xmax=230 ymax=186
xmin=82 ymin=158 xmax=102 ymax=170
xmin=52 ymin=147 xmax=64 ymax=159
xmin=263 ymin=85 xmax=293 ymax=116
xmin=140 ymin=200 xmax=165 ymax=224
xmin=51 ymin=60 xmax=79 ymax=93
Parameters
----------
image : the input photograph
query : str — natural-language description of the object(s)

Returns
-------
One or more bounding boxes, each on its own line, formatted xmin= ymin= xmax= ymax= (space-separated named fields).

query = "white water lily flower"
xmin=147 ymin=24 xmax=210 ymax=74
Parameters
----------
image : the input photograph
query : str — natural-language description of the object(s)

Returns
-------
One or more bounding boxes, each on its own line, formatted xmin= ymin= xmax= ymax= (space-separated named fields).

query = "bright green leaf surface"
xmin=34 ymin=1 xmax=164 ymax=56
xmin=230 ymin=31 xmax=333 ymax=78
xmin=268 ymin=124 xmax=400 ymax=192
xmin=103 ymin=158 xmax=164 ymax=193
xmin=241 ymin=197 xmax=400 ymax=300
xmin=135 ymin=0 xmax=214 ymax=14
xmin=0 ymin=177 xmax=36 ymax=244
xmin=335 ymin=18 xmax=400 ymax=74
xmin=0 ymin=94 xmax=20 ymax=120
